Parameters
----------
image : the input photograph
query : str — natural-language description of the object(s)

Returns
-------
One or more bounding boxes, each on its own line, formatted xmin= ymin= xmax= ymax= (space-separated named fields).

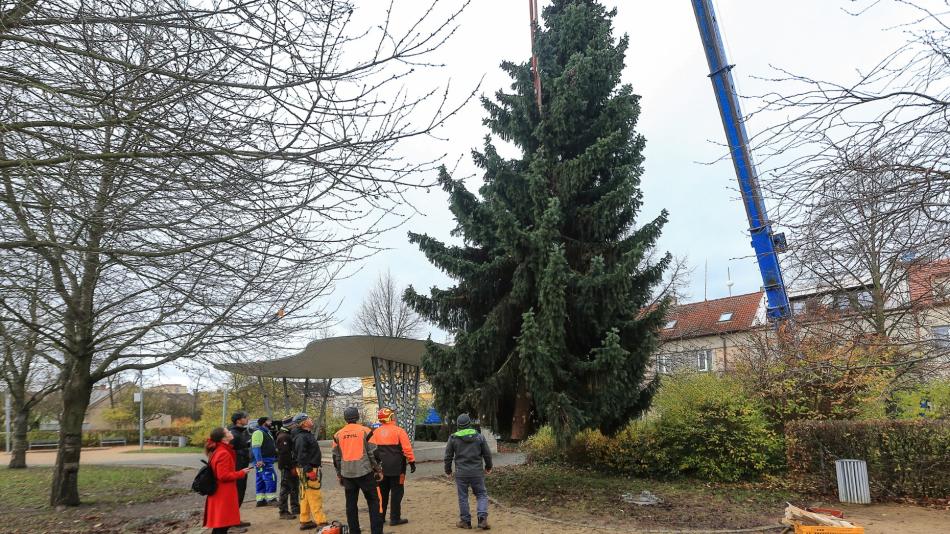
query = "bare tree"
xmin=354 ymin=270 xmax=425 ymax=338
xmin=748 ymin=2 xmax=950 ymax=410
xmin=754 ymin=1 xmax=950 ymax=253
xmin=0 ymin=0 xmax=470 ymax=506
xmin=0 ymin=267 xmax=62 ymax=469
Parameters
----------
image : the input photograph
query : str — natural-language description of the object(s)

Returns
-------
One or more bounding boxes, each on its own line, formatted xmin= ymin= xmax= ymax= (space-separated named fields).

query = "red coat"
xmin=203 ymin=441 xmax=247 ymax=528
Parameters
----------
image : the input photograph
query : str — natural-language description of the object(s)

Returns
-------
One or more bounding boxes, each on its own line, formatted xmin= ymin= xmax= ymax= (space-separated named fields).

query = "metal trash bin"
xmin=177 ymin=436 xmax=188 ymax=447
xmin=835 ymin=459 xmax=871 ymax=504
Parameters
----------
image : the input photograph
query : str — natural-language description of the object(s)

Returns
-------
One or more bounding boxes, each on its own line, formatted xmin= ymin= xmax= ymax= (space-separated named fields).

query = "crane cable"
xmin=528 ymin=0 xmax=543 ymax=114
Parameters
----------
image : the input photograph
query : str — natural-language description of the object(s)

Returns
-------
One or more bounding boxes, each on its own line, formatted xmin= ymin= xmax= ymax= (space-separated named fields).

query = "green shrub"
xmin=649 ymin=373 xmax=783 ymax=481
xmin=893 ymin=380 xmax=950 ymax=419
xmin=524 ymin=426 xmax=561 ymax=463
xmin=786 ymin=419 xmax=950 ymax=499
xmin=525 ymin=373 xmax=782 ymax=482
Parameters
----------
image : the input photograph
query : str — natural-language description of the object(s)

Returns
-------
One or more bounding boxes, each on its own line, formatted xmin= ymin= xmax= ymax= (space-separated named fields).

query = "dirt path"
xmin=236 ymin=477 xmax=603 ymax=534
xmin=230 ymin=478 xmax=950 ymax=534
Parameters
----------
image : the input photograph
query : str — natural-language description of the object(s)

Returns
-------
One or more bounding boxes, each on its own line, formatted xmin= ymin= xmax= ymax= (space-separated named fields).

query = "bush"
xmin=786 ymin=419 xmax=950 ymax=499
xmin=649 ymin=373 xmax=783 ymax=481
xmin=893 ymin=380 xmax=950 ymax=419
xmin=525 ymin=373 xmax=782 ymax=482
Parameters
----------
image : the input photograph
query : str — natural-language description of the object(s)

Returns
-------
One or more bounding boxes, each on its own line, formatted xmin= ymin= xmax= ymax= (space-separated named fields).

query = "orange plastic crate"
xmin=794 ymin=526 xmax=864 ymax=534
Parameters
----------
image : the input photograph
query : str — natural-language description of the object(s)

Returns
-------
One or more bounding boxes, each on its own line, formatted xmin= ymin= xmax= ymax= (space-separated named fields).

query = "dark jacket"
xmin=294 ymin=427 xmax=321 ymax=474
xmin=228 ymin=424 xmax=251 ymax=468
xmin=369 ymin=422 xmax=415 ymax=477
xmin=444 ymin=428 xmax=492 ymax=477
xmin=275 ymin=428 xmax=296 ymax=470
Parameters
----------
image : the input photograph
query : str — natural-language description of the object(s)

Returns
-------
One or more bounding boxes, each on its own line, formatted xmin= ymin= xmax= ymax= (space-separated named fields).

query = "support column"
xmin=371 ymin=357 xmax=421 ymax=442
xmin=257 ymin=376 xmax=273 ymax=419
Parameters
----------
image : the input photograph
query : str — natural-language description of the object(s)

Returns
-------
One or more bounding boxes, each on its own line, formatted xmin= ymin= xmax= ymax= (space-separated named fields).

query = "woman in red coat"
xmin=204 ymin=427 xmax=252 ymax=534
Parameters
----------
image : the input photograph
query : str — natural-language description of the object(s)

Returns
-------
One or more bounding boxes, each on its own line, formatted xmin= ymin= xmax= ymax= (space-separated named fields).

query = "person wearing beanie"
xmin=293 ymin=413 xmax=328 ymax=530
xmin=251 ymin=416 xmax=279 ymax=506
xmin=444 ymin=414 xmax=493 ymax=530
xmin=275 ymin=415 xmax=300 ymax=519
xmin=228 ymin=411 xmax=252 ymax=526
xmin=332 ymin=406 xmax=384 ymax=534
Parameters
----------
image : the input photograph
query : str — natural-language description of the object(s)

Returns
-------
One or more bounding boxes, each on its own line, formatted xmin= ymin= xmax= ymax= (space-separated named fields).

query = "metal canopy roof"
xmin=214 ymin=335 xmax=442 ymax=379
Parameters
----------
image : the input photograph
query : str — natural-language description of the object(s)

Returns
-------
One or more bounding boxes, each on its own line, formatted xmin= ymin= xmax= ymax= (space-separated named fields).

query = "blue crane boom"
xmin=690 ymin=0 xmax=791 ymax=321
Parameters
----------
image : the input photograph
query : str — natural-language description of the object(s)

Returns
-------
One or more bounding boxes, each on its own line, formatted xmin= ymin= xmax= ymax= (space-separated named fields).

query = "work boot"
xmin=477 ymin=517 xmax=490 ymax=530
xmin=231 ymin=528 xmax=248 ymax=534
xmin=391 ymin=518 xmax=409 ymax=526
xmin=256 ymin=500 xmax=269 ymax=507
xmin=237 ymin=521 xmax=251 ymax=528
xmin=279 ymin=512 xmax=296 ymax=520
xmin=457 ymin=520 xmax=472 ymax=529
xmin=299 ymin=521 xmax=318 ymax=530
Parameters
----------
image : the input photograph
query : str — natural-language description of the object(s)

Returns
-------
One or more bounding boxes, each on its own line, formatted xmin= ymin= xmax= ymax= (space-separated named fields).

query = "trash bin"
xmin=835 ymin=459 xmax=871 ymax=504
xmin=177 ymin=436 xmax=188 ymax=448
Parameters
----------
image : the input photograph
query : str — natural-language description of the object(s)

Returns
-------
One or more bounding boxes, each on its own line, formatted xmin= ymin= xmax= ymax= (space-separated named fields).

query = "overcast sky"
xmin=328 ymin=0 xmax=912 ymax=337
xmin=159 ymin=0 xmax=918 ymax=385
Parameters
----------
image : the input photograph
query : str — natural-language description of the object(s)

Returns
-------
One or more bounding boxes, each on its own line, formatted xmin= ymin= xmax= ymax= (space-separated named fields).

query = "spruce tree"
xmin=406 ymin=0 xmax=670 ymax=441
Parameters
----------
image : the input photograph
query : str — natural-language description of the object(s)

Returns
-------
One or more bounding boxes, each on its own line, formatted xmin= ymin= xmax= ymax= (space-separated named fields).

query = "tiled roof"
xmin=660 ymin=291 xmax=764 ymax=340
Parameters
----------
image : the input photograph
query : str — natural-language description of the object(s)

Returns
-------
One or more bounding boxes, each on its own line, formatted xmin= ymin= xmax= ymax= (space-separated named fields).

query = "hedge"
xmin=414 ymin=423 xmax=480 ymax=442
xmin=6 ymin=428 xmax=188 ymax=448
xmin=786 ymin=419 xmax=950 ymax=499
xmin=524 ymin=373 xmax=783 ymax=482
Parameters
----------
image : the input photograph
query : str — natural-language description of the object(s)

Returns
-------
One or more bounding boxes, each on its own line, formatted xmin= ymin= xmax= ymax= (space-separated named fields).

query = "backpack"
xmin=191 ymin=459 xmax=217 ymax=496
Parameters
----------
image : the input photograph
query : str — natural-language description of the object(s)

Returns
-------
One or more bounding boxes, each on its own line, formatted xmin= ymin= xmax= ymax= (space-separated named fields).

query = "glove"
xmin=409 ymin=462 xmax=416 ymax=473
xmin=374 ymin=468 xmax=384 ymax=482
xmin=445 ymin=468 xmax=452 ymax=476
xmin=306 ymin=470 xmax=318 ymax=481
xmin=337 ymin=475 xmax=344 ymax=486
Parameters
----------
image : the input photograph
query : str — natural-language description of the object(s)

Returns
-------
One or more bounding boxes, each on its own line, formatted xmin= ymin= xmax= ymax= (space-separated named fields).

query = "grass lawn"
xmin=0 ymin=465 xmax=183 ymax=510
xmin=122 ymin=446 xmax=204 ymax=454
xmin=488 ymin=464 xmax=813 ymax=530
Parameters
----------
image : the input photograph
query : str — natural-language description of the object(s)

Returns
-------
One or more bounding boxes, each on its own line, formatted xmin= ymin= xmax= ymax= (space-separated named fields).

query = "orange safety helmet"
xmin=377 ymin=407 xmax=396 ymax=424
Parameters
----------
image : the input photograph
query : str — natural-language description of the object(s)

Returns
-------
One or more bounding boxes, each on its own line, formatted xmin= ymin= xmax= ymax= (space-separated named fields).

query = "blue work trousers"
xmin=254 ymin=457 xmax=278 ymax=501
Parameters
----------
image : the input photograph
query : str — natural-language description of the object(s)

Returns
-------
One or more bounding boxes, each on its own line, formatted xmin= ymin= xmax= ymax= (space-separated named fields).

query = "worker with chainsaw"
xmin=333 ymin=406 xmax=385 ymax=534
xmin=368 ymin=406 xmax=416 ymax=526
xmin=293 ymin=413 xmax=328 ymax=530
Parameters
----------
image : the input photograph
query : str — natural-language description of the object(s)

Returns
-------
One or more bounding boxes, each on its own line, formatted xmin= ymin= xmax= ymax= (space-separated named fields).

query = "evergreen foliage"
xmin=406 ymin=0 xmax=669 ymax=441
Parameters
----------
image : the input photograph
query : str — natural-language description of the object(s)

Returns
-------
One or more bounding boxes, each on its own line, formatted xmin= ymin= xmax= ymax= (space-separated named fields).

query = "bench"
xmin=144 ymin=435 xmax=182 ymax=446
xmin=28 ymin=440 xmax=59 ymax=450
xmin=99 ymin=436 xmax=127 ymax=447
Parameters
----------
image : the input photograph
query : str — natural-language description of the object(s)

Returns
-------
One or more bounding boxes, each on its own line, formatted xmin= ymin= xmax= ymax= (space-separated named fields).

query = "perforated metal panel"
xmin=371 ymin=357 xmax=421 ymax=442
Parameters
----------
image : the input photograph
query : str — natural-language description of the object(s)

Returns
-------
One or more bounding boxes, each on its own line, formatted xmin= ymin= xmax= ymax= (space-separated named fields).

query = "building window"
xmin=791 ymin=300 xmax=806 ymax=315
xmin=656 ymin=354 xmax=671 ymax=374
xmin=934 ymin=326 xmax=950 ymax=350
xmin=856 ymin=289 xmax=873 ymax=308
xmin=696 ymin=349 xmax=712 ymax=372
xmin=718 ymin=312 xmax=733 ymax=322
xmin=663 ymin=320 xmax=677 ymax=329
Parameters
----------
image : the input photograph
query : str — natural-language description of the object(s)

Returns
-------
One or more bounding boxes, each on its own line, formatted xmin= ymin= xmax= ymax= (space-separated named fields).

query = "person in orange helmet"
xmin=368 ymin=406 xmax=416 ymax=526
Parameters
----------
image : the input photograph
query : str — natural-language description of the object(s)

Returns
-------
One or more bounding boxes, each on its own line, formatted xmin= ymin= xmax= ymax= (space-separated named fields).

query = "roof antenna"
xmin=727 ymin=266 xmax=734 ymax=297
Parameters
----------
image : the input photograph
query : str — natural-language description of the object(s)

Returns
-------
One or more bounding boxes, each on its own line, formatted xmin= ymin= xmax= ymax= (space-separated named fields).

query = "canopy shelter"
xmin=215 ymin=335 xmax=443 ymax=441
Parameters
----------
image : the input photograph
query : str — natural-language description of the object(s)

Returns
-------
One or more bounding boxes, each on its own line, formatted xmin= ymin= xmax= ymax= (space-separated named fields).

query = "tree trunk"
xmin=8 ymin=404 xmax=30 ymax=469
xmin=50 ymin=368 xmax=92 ymax=506
xmin=509 ymin=385 xmax=532 ymax=441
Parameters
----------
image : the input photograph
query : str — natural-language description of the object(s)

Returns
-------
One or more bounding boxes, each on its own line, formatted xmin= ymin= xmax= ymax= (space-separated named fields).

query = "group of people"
xmin=201 ymin=406 xmax=493 ymax=533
